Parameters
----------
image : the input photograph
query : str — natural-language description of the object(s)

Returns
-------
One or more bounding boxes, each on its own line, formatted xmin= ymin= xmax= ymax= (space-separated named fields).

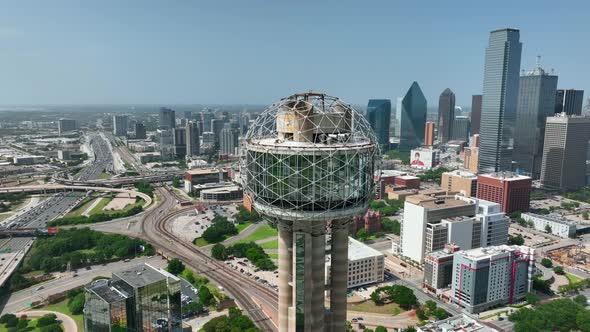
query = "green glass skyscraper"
xmin=366 ymin=99 xmax=391 ymax=151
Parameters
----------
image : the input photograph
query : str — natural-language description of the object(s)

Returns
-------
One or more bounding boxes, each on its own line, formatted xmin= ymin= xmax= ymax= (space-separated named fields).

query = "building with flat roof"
xmin=326 ymin=237 xmax=384 ymax=289
xmin=451 ymin=245 xmax=534 ymax=313
xmin=112 ymin=115 xmax=129 ymax=137
xmin=555 ymin=89 xmax=584 ymax=115
xmin=424 ymin=121 xmax=435 ymax=146
xmin=58 ymin=118 xmax=77 ymax=135
xmin=476 ymin=172 xmax=532 ymax=214
xmin=200 ymin=185 xmax=242 ymax=201
xmin=84 ymin=263 xmax=182 ymax=332
xmin=464 ymin=147 xmax=479 ymax=174
xmin=521 ymin=212 xmax=576 ymax=238
xmin=183 ymin=168 xmax=230 ymax=192
xmin=366 ymin=99 xmax=392 ymax=151
xmin=441 ymin=170 xmax=477 ymax=197
xmin=418 ymin=313 xmax=499 ymax=332
xmin=470 ymin=95 xmax=482 ymax=135
xmin=423 ymin=243 xmax=461 ymax=293
xmin=438 ymin=88 xmax=455 ymax=144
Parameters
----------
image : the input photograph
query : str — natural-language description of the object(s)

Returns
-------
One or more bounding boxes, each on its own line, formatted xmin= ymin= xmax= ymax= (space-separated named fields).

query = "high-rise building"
xmin=451 ymin=245 xmax=535 ymax=313
xmin=476 ymin=172 xmax=532 ymax=214
xmin=220 ymin=123 xmax=239 ymax=155
xmin=366 ymin=99 xmax=391 ymax=151
xmin=423 ymin=243 xmax=461 ymax=293
xmin=464 ymin=147 xmax=479 ymax=173
xmin=555 ymin=89 xmax=584 ymax=115
xmin=241 ymin=93 xmax=378 ymax=332
xmin=159 ymin=129 xmax=174 ymax=160
xmin=438 ymin=88 xmax=456 ymax=143
xmin=172 ymin=127 xmax=186 ymax=157
xmin=134 ymin=122 xmax=146 ymax=139
xmin=451 ymin=116 xmax=471 ymax=141
xmin=325 ymin=237 xmax=384 ymax=289
xmin=201 ymin=110 xmax=214 ymax=132
xmin=84 ymin=263 xmax=182 ymax=331
xmin=211 ymin=119 xmax=224 ymax=146
xmin=513 ymin=61 xmax=558 ymax=179
xmin=112 ymin=115 xmax=128 ymax=136
xmin=479 ymin=29 xmax=522 ymax=173
xmin=58 ymin=118 xmax=77 ymax=135
xmin=159 ymin=107 xmax=176 ymax=130
xmin=540 ymin=114 xmax=590 ymax=190
xmin=185 ymin=122 xmax=200 ymax=157
xmin=441 ymin=170 xmax=478 ymax=197
xmin=424 ymin=121 xmax=435 ymax=146
xmin=399 ymin=82 xmax=427 ymax=151
xmin=470 ymin=95 xmax=482 ymax=135
xmin=183 ymin=110 xmax=192 ymax=119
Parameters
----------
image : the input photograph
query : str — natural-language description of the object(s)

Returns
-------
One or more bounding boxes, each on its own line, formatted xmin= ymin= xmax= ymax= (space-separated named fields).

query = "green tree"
xmin=575 ymin=294 xmax=588 ymax=306
xmin=541 ymin=258 xmax=553 ymax=268
xmin=583 ymin=211 xmax=589 ymax=220
xmin=375 ymin=327 xmax=387 ymax=332
xmin=508 ymin=234 xmax=525 ymax=245
xmin=183 ymin=301 xmax=205 ymax=315
xmin=545 ymin=224 xmax=552 ymax=233
xmin=432 ymin=308 xmax=448 ymax=320
xmin=16 ymin=317 xmax=28 ymax=329
xmin=406 ymin=326 xmax=417 ymax=332
xmin=171 ymin=176 xmax=182 ymax=188
xmin=425 ymin=300 xmax=437 ymax=313
xmin=553 ymin=266 xmax=565 ymax=275
xmin=198 ymin=285 xmax=215 ymax=306
xmin=381 ymin=219 xmax=401 ymax=235
xmin=39 ymin=325 xmax=63 ymax=332
xmin=356 ymin=228 xmax=368 ymax=241
xmin=416 ymin=308 xmax=428 ymax=321
xmin=0 ymin=314 xmax=18 ymax=328
xmin=36 ymin=314 xmax=58 ymax=327
xmin=346 ymin=321 xmax=353 ymax=332
xmin=167 ymin=258 xmax=185 ymax=275
xmin=68 ymin=293 xmax=85 ymax=315
xmin=211 ymin=243 xmax=228 ymax=260
xmin=525 ymin=292 xmax=540 ymax=306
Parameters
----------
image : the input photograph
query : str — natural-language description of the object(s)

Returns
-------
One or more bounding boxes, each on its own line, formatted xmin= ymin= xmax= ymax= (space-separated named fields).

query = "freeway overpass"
xmin=54 ymin=172 xmax=183 ymax=187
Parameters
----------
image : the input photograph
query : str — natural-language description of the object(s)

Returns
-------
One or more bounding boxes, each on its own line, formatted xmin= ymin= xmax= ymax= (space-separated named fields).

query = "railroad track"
xmin=142 ymin=188 xmax=278 ymax=331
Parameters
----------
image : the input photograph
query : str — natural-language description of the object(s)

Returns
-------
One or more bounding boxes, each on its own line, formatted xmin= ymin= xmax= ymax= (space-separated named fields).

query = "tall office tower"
xmin=540 ymin=114 xmax=590 ymax=190
xmin=513 ymin=61 xmax=558 ymax=179
xmin=472 ymin=199 xmax=510 ymax=247
xmin=84 ymin=263 xmax=182 ymax=331
xmin=438 ymin=88 xmax=456 ymax=143
xmin=399 ymin=82 xmax=427 ymax=151
xmin=185 ymin=122 xmax=200 ymax=157
xmin=201 ymin=110 xmax=214 ymax=132
xmin=159 ymin=129 xmax=174 ymax=160
xmin=183 ymin=110 xmax=192 ymax=119
xmin=57 ymin=118 xmax=77 ymax=135
xmin=220 ymin=123 xmax=239 ymax=155
xmin=451 ymin=116 xmax=471 ymax=141
xmin=555 ymin=89 xmax=584 ymax=115
xmin=400 ymin=195 xmax=477 ymax=263
xmin=241 ymin=93 xmax=378 ymax=332
xmin=424 ymin=121 xmax=435 ymax=146
xmin=112 ymin=115 xmax=128 ymax=136
xmin=211 ymin=119 xmax=224 ymax=145
xmin=451 ymin=245 xmax=534 ymax=313
xmin=172 ymin=127 xmax=186 ymax=157
xmin=470 ymin=95 xmax=482 ymax=135
xmin=441 ymin=170 xmax=478 ymax=197
xmin=159 ymin=107 xmax=176 ymax=129
xmin=479 ymin=29 xmax=522 ymax=173
xmin=366 ymin=99 xmax=392 ymax=151
xmin=134 ymin=122 xmax=146 ymax=139
xmin=476 ymin=172 xmax=531 ymax=214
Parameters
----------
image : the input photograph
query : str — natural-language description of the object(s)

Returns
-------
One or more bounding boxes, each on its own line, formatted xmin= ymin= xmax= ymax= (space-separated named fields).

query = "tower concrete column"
xmin=278 ymin=222 xmax=293 ymax=332
xmin=329 ymin=219 xmax=349 ymax=332
xmin=311 ymin=232 xmax=326 ymax=331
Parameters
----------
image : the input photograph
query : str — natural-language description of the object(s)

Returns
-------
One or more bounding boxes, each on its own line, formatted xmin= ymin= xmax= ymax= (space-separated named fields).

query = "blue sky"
xmin=0 ymin=0 xmax=588 ymax=106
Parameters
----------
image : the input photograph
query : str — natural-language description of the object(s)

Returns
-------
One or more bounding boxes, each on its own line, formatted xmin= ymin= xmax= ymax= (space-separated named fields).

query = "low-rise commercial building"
xmin=200 ymin=185 xmax=243 ymax=201
xmin=183 ymin=168 xmax=230 ymax=193
xmin=521 ymin=212 xmax=576 ymax=238
xmin=451 ymin=245 xmax=535 ymax=313
xmin=441 ymin=170 xmax=477 ymax=197
xmin=418 ymin=313 xmax=498 ymax=332
xmin=326 ymin=237 xmax=384 ymax=289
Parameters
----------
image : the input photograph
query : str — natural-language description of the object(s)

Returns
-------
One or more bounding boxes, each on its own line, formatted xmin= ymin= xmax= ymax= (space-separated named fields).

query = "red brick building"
xmin=476 ymin=172 xmax=532 ymax=214
xmin=350 ymin=210 xmax=381 ymax=235
xmin=394 ymin=175 xmax=420 ymax=189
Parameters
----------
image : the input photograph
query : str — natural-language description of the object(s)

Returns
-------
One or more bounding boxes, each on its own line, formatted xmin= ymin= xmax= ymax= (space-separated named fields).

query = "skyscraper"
xmin=424 ymin=121 xmax=435 ymax=146
xmin=58 ymin=118 xmax=77 ymax=135
xmin=134 ymin=122 xmax=146 ymax=139
xmin=399 ymin=82 xmax=427 ymax=151
xmin=186 ymin=122 xmax=200 ymax=157
xmin=555 ymin=89 xmax=584 ymax=115
xmin=438 ymin=88 xmax=456 ymax=143
xmin=478 ymin=29 xmax=522 ymax=173
xmin=211 ymin=118 xmax=224 ymax=145
xmin=366 ymin=99 xmax=391 ymax=151
xmin=201 ymin=110 xmax=214 ymax=132
xmin=540 ymin=114 xmax=590 ymax=190
xmin=220 ymin=123 xmax=239 ymax=155
xmin=173 ymin=127 xmax=186 ymax=157
xmin=470 ymin=95 xmax=482 ymax=135
xmin=112 ymin=115 xmax=128 ymax=137
xmin=183 ymin=110 xmax=192 ymax=119
xmin=513 ymin=61 xmax=558 ymax=178
xmin=159 ymin=107 xmax=176 ymax=129
xmin=451 ymin=116 xmax=470 ymax=141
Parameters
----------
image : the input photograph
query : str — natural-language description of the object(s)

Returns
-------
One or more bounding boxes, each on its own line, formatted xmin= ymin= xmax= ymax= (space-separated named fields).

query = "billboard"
xmin=410 ymin=148 xmax=435 ymax=170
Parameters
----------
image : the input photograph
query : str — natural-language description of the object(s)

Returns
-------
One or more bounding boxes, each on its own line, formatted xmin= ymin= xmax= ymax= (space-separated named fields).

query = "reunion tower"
xmin=241 ymin=92 xmax=379 ymax=331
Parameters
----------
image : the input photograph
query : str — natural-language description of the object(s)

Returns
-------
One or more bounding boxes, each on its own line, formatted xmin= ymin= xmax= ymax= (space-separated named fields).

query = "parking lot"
xmin=224 ymin=257 xmax=278 ymax=291
xmin=170 ymin=203 xmax=240 ymax=242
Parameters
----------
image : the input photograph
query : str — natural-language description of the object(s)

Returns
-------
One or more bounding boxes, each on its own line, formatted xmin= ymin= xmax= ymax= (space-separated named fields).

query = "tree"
xmin=381 ymin=219 xmax=401 ymax=235
xmin=553 ymin=266 xmax=565 ymax=275
xmin=432 ymin=308 xmax=448 ymax=320
xmin=541 ymin=258 xmax=553 ymax=268
xmin=198 ymin=285 xmax=215 ymax=306
xmin=375 ymin=327 xmax=387 ymax=332
xmin=16 ymin=317 xmax=28 ymax=329
xmin=36 ymin=314 xmax=58 ymax=327
xmin=346 ymin=321 xmax=353 ymax=332
xmin=525 ymin=292 xmax=540 ymax=306
xmin=508 ymin=234 xmax=525 ymax=245
xmin=583 ymin=211 xmax=589 ymax=220
xmin=167 ymin=258 xmax=185 ymax=275
xmin=575 ymin=294 xmax=588 ymax=306
xmin=171 ymin=176 xmax=182 ymax=188
xmin=370 ymin=289 xmax=383 ymax=305
xmin=406 ymin=326 xmax=417 ymax=332
xmin=40 ymin=325 xmax=64 ymax=332
xmin=509 ymin=298 xmax=585 ymax=332
xmin=0 ymin=314 xmax=18 ymax=327
xmin=416 ymin=308 xmax=428 ymax=321
xmin=211 ymin=243 xmax=228 ymax=261
xmin=183 ymin=301 xmax=205 ymax=315
xmin=425 ymin=300 xmax=437 ymax=313
xmin=545 ymin=224 xmax=553 ymax=233
xmin=68 ymin=292 xmax=85 ymax=315
xmin=356 ymin=228 xmax=368 ymax=241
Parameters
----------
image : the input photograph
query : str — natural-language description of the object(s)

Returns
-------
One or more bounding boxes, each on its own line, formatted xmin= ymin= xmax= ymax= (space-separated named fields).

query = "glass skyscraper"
xmin=399 ymin=82 xmax=427 ymax=151
xmin=437 ymin=88 xmax=455 ymax=143
xmin=159 ymin=107 xmax=176 ymax=130
xmin=513 ymin=63 xmax=558 ymax=179
xmin=366 ymin=99 xmax=391 ymax=151
xmin=478 ymin=29 xmax=522 ymax=173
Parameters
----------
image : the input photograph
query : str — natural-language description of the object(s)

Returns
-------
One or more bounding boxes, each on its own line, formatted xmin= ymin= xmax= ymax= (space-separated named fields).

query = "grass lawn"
xmin=42 ymin=299 xmax=84 ymax=331
xmin=267 ymin=253 xmax=278 ymax=260
xmin=194 ymin=237 xmax=209 ymax=247
xmin=566 ymin=273 xmax=583 ymax=284
xmin=0 ymin=213 xmax=12 ymax=222
xmin=64 ymin=197 xmax=96 ymax=217
xmin=104 ymin=200 xmax=144 ymax=215
xmin=347 ymin=301 xmax=405 ymax=315
xmin=236 ymin=222 xmax=252 ymax=233
xmin=97 ymin=172 xmax=112 ymax=179
xmin=0 ymin=317 xmax=44 ymax=332
xmin=259 ymin=240 xmax=278 ymax=250
xmin=9 ymin=197 xmax=31 ymax=211
xmin=236 ymin=224 xmax=278 ymax=244
xmin=88 ymin=197 xmax=110 ymax=215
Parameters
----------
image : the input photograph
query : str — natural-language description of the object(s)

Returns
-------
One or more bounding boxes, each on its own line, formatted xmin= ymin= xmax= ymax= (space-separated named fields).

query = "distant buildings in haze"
xmin=438 ymin=88 xmax=455 ymax=143
xmin=366 ymin=99 xmax=392 ymax=151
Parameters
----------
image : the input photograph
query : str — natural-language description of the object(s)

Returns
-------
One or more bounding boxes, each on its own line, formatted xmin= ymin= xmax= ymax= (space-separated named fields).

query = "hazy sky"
xmin=1 ymin=0 xmax=589 ymax=106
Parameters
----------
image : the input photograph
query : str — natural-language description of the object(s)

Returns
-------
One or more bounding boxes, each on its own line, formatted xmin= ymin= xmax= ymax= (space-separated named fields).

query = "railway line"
xmin=140 ymin=188 xmax=278 ymax=332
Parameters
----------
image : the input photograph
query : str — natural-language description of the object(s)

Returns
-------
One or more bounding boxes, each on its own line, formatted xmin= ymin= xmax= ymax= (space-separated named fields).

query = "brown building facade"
xmin=476 ymin=173 xmax=532 ymax=214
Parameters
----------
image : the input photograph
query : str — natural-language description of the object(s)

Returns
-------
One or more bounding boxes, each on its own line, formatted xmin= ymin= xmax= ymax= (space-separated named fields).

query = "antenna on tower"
xmin=536 ymin=54 xmax=541 ymax=68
